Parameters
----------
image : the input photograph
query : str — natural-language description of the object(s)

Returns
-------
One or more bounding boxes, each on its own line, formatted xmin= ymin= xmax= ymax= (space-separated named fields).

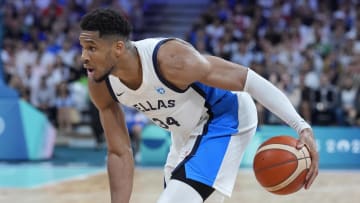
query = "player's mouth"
xmin=86 ymin=67 xmax=95 ymax=77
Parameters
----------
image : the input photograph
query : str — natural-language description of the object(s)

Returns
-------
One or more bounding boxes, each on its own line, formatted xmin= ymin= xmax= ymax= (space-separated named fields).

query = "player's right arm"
xmin=88 ymin=79 xmax=134 ymax=203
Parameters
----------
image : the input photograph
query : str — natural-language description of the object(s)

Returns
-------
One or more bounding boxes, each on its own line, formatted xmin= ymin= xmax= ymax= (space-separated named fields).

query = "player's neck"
xmin=114 ymin=44 xmax=143 ymax=90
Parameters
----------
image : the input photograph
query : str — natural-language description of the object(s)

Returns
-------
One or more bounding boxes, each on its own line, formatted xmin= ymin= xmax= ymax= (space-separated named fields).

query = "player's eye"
xmin=89 ymin=46 xmax=96 ymax=52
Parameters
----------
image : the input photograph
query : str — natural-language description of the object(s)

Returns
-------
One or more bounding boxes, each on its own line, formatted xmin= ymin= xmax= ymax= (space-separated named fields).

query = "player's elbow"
xmin=107 ymin=147 xmax=133 ymax=163
xmin=186 ymin=55 xmax=212 ymax=78
xmin=107 ymin=142 xmax=133 ymax=159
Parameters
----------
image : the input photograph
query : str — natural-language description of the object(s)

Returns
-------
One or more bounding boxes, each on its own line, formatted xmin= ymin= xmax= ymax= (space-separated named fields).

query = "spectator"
xmin=1 ymin=40 xmax=17 ymax=82
xmin=8 ymin=74 xmax=29 ymax=101
xmin=2 ymin=0 xmax=360 ymax=136
xmin=298 ymin=70 xmax=313 ymax=124
xmin=337 ymin=75 xmax=358 ymax=125
xmin=188 ymin=26 xmax=212 ymax=54
xmin=303 ymin=59 xmax=320 ymax=90
xmin=277 ymin=32 xmax=303 ymax=76
xmin=310 ymin=73 xmax=339 ymax=125
xmin=354 ymin=88 xmax=360 ymax=126
xmin=0 ymin=1 xmax=145 ymax=153
xmin=55 ymin=82 xmax=78 ymax=134
xmin=58 ymin=40 xmax=78 ymax=67
xmin=128 ymin=0 xmax=144 ymax=40
xmin=213 ymin=36 xmax=232 ymax=60
xmin=14 ymin=42 xmax=38 ymax=75
xmin=231 ymin=39 xmax=254 ymax=67
xmin=231 ymin=2 xmax=251 ymax=33
xmin=32 ymin=76 xmax=56 ymax=124
xmin=205 ymin=17 xmax=225 ymax=50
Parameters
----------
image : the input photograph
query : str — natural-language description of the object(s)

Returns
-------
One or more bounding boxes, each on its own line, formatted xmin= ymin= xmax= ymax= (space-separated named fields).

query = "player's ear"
xmin=114 ymin=40 xmax=126 ymax=57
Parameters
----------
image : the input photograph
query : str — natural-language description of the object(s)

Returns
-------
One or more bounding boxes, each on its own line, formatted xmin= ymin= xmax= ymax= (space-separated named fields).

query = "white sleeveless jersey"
xmin=105 ymin=38 xmax=258 ymax=196
xmin=105 ymin=37 xmax=242 ymax=139
xmin=106 ymin=38 xmax=211 ymax=136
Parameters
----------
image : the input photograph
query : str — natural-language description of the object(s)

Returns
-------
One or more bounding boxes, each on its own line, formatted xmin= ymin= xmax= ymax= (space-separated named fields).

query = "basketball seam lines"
xmin=300 ymin=148 xmax=308 ymax=169
xmin=265 ymin=158 xmax=308 ymax=191
xmin=254 ymin=157 xmax=310 ymax=173
xmin=254 ymin=144 xmax=312 ymax=192
xmin=300 ymin=147 xmax=312 ymax=169
xmin=254 ymin=159 xmax=297 ymax=173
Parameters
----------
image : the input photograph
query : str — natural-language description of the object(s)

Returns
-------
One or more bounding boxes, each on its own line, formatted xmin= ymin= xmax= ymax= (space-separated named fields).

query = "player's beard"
xmin=93 ymin=66 xmax=114 ymax=83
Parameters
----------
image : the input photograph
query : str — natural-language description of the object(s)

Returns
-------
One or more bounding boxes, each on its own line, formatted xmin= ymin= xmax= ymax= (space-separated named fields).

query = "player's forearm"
xmin=107 ymin=149 xmax=134 ymax=203
xmin=244 ymin=69 xmax=311 ymax=134
xmin=96 ymin=103 xmax=134 ymax=202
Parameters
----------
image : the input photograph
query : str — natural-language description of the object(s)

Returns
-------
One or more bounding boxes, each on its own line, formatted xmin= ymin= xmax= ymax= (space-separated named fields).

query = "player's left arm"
xmin=157 ymin=39 xmax=318 ymax=190
xmin=156 ymin=39 xmax=247 ymax=91
xmin=203 ymin=56 xmax=319 ymax=190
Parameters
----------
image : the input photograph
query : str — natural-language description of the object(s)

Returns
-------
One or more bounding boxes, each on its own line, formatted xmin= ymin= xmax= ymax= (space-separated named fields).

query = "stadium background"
xmin=0 ymin=0 xmax=359 ymax=202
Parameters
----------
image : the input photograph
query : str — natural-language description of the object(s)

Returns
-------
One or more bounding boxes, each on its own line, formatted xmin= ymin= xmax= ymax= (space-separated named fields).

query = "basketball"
xmin=253 ymin=135 xmax=312 ymax=195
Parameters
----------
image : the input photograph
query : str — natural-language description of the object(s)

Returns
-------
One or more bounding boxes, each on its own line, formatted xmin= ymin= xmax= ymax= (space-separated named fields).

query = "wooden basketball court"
xmin=1 ymin=168 xmax=359 ymax=203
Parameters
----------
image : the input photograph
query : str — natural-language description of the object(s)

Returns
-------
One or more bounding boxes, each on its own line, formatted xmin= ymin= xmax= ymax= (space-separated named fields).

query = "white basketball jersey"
xmin=105 ymin=38 xmax=258 ymax=197
xmin=105 ymin=38 xmax=209 ymax=136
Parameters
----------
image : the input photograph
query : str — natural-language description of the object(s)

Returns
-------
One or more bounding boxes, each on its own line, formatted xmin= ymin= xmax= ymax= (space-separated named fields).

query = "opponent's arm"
xmin=88 ymin=79 xmax=134 ymax=203
xmin=157 ymin=39 xmax=318 ymax=189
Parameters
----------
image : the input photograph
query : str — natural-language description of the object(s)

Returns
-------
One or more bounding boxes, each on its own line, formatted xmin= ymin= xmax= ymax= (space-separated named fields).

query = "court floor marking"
xmin=0 ymin=162 xmax=105 ymax=189
xmin=30 ymin=169 xmax=106 ymax=189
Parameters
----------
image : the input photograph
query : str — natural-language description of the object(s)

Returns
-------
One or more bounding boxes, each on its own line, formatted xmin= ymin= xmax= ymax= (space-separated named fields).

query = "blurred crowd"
xmin=0 ymin=0 xmax=359 ymax=155
xmin=187 ymin=0 xmax=360 ymax=126
xmin=0 ymin=0 xmax=147 ymax=151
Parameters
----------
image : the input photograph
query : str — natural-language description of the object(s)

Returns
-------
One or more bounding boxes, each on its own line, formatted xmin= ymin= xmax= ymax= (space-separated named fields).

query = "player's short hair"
xmin=80 ymin=8 xmax=132 ymax=40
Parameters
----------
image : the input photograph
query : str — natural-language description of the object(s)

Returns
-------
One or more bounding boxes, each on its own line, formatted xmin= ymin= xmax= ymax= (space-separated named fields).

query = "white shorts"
xmin=164 ymin=92 xmax=258 ymax=197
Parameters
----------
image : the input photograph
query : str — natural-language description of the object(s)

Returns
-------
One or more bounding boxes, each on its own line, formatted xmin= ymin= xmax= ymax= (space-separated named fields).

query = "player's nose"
xmin=81 ymin=52 xmax=89 ymax=67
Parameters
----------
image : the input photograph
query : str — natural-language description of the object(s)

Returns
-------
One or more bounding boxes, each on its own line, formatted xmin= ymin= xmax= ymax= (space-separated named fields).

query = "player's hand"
xmin=296 ymin=128 xmax=319 ymax=190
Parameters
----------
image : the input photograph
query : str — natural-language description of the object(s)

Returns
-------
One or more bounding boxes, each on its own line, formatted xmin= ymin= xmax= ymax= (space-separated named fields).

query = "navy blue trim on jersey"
xmin=105 ymin=77 xmax=119 ymax=102
xmin=170 ymin=83 xmax=240 ymax=188
xmin=186 ymin=132 xmax=232 ymax=187
xmin=171 ymin=83 xmax=214 ymax=179
xmin=192 ymin=83 xmax=239 ymax=138
xmin=171 ymin=135 xmax=204 ymax=177
xmin=191 ymin=83 xmax=206 ymax=98
xmin=172 ymin=165 xmax=215 ymax=201
xmin=190 ymin=83 xmax=213 ymax=135
xmin=152 ymin=38 xmax=189 ymax=93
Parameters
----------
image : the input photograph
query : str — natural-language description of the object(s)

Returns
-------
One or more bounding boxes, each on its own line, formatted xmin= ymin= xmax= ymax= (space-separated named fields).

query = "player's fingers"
xmin=296 ymin=133 xmax=310 ymax=149
xmin=305 ymin=164 xmax=318 ymax=189
xmin=297 ymin=128 xmax=315 ymax=150
xmin=295 ymin=135 xmax=308 ymax=149
xmin=305 ymin=152 xmax=319 ymax=189
xmin=295 ymin=140 xmax=304 ymax=149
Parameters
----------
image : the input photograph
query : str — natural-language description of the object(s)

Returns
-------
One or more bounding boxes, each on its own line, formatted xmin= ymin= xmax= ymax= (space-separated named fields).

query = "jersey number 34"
xmin=152 ymin=117 xmax=180 ymax=129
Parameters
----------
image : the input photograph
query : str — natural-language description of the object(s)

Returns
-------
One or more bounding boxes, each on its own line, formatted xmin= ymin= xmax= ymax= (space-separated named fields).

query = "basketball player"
xmin=79 ymin=8 xmax=319 ymax=203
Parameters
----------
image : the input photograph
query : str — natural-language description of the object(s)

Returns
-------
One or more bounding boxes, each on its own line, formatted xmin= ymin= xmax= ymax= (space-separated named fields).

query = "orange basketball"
xmin=253 ymin=135 xmax=312 ymax=195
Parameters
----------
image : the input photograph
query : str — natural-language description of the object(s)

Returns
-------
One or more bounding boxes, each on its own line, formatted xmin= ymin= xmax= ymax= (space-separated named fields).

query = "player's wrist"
xmin=291 ymin=119 xmax=311 ymax=135
xmin=244 ymin=69 xmax=311 ymax=135
xmin=300 ymin=127 xmax=312 ymax=135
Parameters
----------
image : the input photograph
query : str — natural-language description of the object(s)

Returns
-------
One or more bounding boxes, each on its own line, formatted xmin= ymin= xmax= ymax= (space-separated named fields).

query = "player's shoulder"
xmin=156 ymin=38 xmax=198 ymax=62
xmin=133 ymin=37 xmax=188 ymax=48
xmin=133 ymin=37 xmax=168 ymax=46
